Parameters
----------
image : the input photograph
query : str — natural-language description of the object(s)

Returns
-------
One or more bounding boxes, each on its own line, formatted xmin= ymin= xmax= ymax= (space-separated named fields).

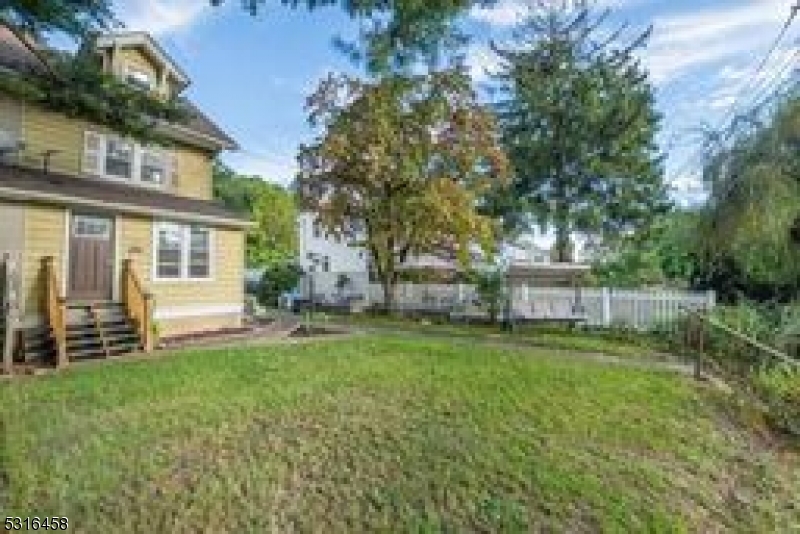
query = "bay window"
xmin=154 ymin=222 xmax=213 ymax=281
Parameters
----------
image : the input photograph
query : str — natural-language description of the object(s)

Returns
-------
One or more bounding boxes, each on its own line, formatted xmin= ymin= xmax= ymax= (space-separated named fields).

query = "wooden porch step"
xmin=105 ymin=332 xmax=139 ymax=344
xmin=23 ymin=333 xmax=53 ymax=351
xmin=67 ymin=300 xmax=124 ymax=309
xmin=69 ymin=346 xmax=108 ymax=360
xmin=19 ymin=325 xmax=56 ymax=364
xmin=107 ymin=342 xmax=143 ymax=355
xmin=22 ymin=347 xmax=56 ymax=363
xmin=23 ymin=300 xmax=146 ymax=364
xmin=66 ymin=336 xmax=104 ymax=349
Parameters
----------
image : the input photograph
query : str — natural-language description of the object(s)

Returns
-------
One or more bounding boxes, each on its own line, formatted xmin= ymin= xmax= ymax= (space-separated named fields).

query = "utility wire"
xmin=669 ymin=4 xmax=799 ymax=185
xmin=671 ymin=51 xmax=796 ymax=184
xmin=752 ymin=1 xmax=800 ymax=75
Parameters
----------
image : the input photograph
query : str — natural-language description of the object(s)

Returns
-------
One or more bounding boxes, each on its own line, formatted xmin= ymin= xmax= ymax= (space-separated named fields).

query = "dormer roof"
xmin=91 ymin=31 xmax=191 ymax=90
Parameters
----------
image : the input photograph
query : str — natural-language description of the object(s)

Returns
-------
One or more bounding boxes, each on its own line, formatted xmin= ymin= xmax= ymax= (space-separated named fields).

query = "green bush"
xmin=752 ymin=365 xmax=800 ymax=437
xmin=646 ymin=301 xmax=800 ymax=437
xmin=467 ymin=269 xmax=506 ymax=323
xmin=258 ymin=263 xmax=302 ymax=308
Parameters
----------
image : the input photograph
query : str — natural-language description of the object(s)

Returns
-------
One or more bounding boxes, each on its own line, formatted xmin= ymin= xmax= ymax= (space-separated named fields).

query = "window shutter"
xmin=82 ymin=131 xmax=104 ymax=175
xmin=168 ymin=152 xmax=179 ymax=189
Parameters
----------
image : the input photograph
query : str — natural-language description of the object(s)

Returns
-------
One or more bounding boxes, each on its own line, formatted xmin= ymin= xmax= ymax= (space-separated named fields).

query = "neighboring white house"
xmin=503 ymin=236 xmax=551 ymax=266
xmin=297 ymin=212 xmax=368 ymax=274
xmin=298 ymin=211 xmax=567 ymax=276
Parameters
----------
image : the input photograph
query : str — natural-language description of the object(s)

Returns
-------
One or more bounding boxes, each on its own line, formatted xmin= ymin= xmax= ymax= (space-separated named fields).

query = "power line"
xmin=668 ymin=5 xmax=799 ymax=185
xmin=753 ymin=1 xmax=800 ymax=75
xmin=672 ymin=57 xmax=794 ymax=184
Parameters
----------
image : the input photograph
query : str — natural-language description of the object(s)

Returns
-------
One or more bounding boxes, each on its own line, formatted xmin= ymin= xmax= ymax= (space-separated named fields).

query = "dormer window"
xmin=125 ymin=66 xmax=154 ymax=91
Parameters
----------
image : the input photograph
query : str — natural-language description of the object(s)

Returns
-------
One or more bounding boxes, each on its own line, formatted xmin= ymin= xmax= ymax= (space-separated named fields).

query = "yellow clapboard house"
xmin=0 ymin=27 xmax=250 ymax=369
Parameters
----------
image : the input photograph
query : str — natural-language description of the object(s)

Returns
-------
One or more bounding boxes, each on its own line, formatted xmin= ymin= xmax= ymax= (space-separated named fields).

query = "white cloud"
xmin=470 ymin=0 xmax=641 ymax=27
xmin=470 ymin=0 xmax=529 ymax=27
xmin=117 ymin=0 xmax=212 ymax=36
xmin=709 ymin=95 xmax=736 ymax=110
xmin=645 ymin=0 xmax=795 ymax=84
xmin=465 ymin=44 xmax=503 ymax=82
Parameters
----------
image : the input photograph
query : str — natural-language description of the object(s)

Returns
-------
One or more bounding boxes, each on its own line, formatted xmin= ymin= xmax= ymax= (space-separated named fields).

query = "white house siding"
xmin=297 ymin=212 xmax=368 ymax=274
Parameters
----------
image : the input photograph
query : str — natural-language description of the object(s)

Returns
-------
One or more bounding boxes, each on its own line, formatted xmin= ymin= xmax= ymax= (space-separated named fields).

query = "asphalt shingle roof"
xmin=0 ymin=163 xmax=250 ymax=226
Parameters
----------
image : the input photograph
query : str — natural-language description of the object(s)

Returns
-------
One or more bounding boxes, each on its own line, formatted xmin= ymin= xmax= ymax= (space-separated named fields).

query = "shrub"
xmin=258 ymin=263 xmax=302 ymax=308
xmin=468 ymin=270 xmax=506 ymax=324
xmin=648 ymin=300 xmax=800 ymax=437
xmin=752 ymin=365 xmax=800 ymax=437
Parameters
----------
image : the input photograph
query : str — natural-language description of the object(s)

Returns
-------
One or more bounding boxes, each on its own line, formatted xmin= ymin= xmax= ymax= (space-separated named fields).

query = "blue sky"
xmin=115 ymin=0 xmax=798 ymax=203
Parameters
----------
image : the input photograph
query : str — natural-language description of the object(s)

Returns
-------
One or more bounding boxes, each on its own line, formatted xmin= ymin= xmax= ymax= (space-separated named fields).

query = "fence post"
xmin=695 ymin=317 xmax=704 ymax=380
xmin=706 ymin=290 xmax=716 ymax=312
xmin=602 ymin=287 xmax=612 ymax=327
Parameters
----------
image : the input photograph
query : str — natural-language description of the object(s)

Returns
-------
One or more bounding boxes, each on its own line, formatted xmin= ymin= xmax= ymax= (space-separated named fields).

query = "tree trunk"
xmin=553 ymin=195 xmax=572 ymax=263
xmin=381 ymin=276 xmax=395 ymax=315
xmin=554 ymin=226 xmax=572 ymax=263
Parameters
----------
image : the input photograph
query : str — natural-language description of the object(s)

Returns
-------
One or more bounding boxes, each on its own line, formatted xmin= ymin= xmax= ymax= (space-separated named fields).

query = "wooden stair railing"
xmin=2 ymin=252 xmax=21 ymax=374
xmin=42 ymin=256 xmax=68 ymax=368
xmin=122 ymin=259 xmax=154 ymax=352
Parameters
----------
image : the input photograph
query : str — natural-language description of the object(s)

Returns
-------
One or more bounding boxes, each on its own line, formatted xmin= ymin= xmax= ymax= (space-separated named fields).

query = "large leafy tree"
xmin=297 ymin=70 xmax=509 ymax=311
xmin=590 ymin=210 xmax=701 ymax=288
xmin=491 ymin=5 xmax=669 ymax=261
xmin=213 ymin=162 xmax=298 ymax=268
xmin=695 ymin=90 xmax=800 ymax=301
xmin=0 ymin=0 xmax=116 ymax=39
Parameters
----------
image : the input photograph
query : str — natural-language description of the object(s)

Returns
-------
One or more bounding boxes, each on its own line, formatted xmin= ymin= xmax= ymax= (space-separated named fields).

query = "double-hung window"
xmin=105 ymin=138 xmax=134 ymax=179
xmin=84 ymin=131 xmax=175 ymax=188
xmin=125 ymin=66 xmax=154 ymax=91
xmin=188 ymin=227 xmax=211 ymax=278
xmin=140 ymin=148 xmax=168 ymax=185
xmin=155 ymin=222 xmax=213 ymax=281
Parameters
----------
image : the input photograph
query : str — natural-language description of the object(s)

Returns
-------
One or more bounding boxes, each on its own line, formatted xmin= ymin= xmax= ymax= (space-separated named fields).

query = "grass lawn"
xmin=321 ymin=312 xmax=673 ymax=360
xmin=2 ymin=335 xmax=798 ymax=532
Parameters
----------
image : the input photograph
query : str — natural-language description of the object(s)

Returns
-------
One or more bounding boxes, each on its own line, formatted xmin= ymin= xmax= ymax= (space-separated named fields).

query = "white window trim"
xmin=124 ymin=63 xmax=155 ymax=91
xmin=86 ymin=131 xmax=171 ymax=190
xmin=152 ymin=222 xmax=215 ymax=283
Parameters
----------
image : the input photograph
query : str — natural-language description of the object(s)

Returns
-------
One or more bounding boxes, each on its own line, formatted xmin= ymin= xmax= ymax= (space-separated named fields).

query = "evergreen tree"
xmin=491 ymin=6 xmax=669 ymax=261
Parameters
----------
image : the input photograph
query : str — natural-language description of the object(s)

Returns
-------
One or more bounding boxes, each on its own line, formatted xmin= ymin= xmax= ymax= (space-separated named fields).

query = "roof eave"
xmin=156 ymin=121 xmax=239 ymax=152
xmin=0 ymin=186 xmax=254 ymax=229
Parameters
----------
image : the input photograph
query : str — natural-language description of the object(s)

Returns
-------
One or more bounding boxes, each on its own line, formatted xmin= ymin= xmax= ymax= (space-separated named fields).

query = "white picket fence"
xmin=510 ymin=286 xmax=714 ymax=329
xmin=299 ymin=273 xmax=715 ymax=330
